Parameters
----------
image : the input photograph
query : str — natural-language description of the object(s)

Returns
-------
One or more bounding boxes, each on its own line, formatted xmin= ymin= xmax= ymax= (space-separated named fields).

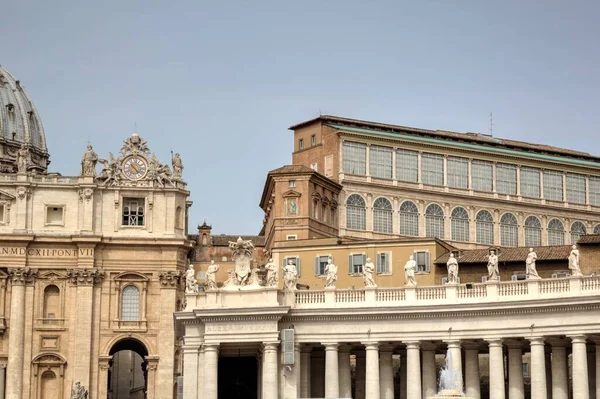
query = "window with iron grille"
xmin=376 ymin=252 xmax=391 ymax=274
xmin=590 ymin=176 xmax=600 ymax=206
xmin=425 ymin=204 xmax=444 ymax=238
xmin=349 ymin=254 xmax=366 ymax=274
xmin=121 ymin=285 xmax=140 ymax=321
xmin=373 ymin=197 xmax=393 ymax=233
xmin=548 ymin=219 xmax=565 ymax=245
xmin=471 ymin=160 xmax=493 ymax=192
xmin=122 ymin=198 xmax=145 ymax=226
xmin=524 ymin=216 xmax=542 ymax=247
xmin=414 ymin=251 xmax=430 ymax=273
xmin=500 ymin=213 xmax=518 ymax=247
xmin=594 ymin=224 xmax=600 ymax=234
xmin=543 ymin=170 xmax=563 ymax=201
xmin=342 ymin=141 xmax=367 ymax=175
xmin=476 ymin=210 xmax=494 ymax=245
xmin=399 ymin=201 xmax=419 ymax=236
xmin=570 ymin=221 xmax=586 ymax=244
xmin=496 ymin=163 xmax=517 ymax=195
xmin=396 ymin=149 xmax=418 ymax=182
xmin=566 ymin=173 xmax=586 ymax=204
xmin=520 ymin=167 xmax=541 ymax=198
xmin=447 ymin=157 xmax=468 ymax=189
xmin=421 ymin=153 xmax=443 ymax=186
xmin=451 ymin=207 xmax=470 ymax=242
xmin=369 ymin=145 xmax=393 ymax=179
xmin=346 ymin=194 xmax=366 ymax=230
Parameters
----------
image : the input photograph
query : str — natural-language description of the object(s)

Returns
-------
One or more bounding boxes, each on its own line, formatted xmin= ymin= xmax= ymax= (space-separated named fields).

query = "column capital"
xmin=529 ymin=336 xmax=545 ymax=346
xmin=262 ymin=342 xmax=279 ymax=352
xmin=322 ymin=343 xmax=339 ymax=351
xmin=203 ymin=343 xmax=220 ymax=353
xmin=67 ymin=267 xmax=104 ymax=286
xmin=181 ymin=344 xmax=201 ymax=354
xmin=361 ymin=341 xmax=379 ymax=351
xmin=487 ymin=338 xmax=504 ymax=347
xmin=8 ymin=267 xmax=37 ymax=285
xmin=158 ymin=270 xmax=182 ymax=288
xmin=404 ymin=341 xmax=421 ymax=350
xmin=445 ymin=339 xmax=462 ymax=349
xmin=570 ymin=334 xmax=587 ymax=344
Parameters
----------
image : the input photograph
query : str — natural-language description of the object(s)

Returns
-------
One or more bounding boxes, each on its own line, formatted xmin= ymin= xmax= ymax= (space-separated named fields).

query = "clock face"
xmin=123 ymin=156 xmax=148 ymax=180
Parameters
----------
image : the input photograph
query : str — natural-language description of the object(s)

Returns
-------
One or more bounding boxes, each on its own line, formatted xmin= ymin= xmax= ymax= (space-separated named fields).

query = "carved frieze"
xmin=67 ymin=268 xmax=105 ymax=286
xmin=158 ymin=271 xmax=182 ymax=287
xmin=16 ymin=186 xmax=30 ymax=201
xmin=78 ymin=188 xmax=93 ymax=203
xmin=8 ymin=267 xmax=37 ymax=285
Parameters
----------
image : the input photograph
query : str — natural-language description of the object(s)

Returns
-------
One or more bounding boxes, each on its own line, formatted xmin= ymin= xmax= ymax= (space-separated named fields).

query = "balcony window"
xmin=342 ymin=141 xmax=367 ymax=175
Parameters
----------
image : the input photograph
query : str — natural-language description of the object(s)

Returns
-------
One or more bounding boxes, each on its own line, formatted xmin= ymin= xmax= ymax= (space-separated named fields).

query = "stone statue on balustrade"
xmin=568 ymin=245 xmax=582 ymax=276
xmin=185 ymin=264 xmax=198 ymax=293
xmin=171 ymin=151 xmax=183 ymax=180
xmin=363 ymin=257 xmax=376 ymax=287
xmin=80 ymin=144 xmax=98 ymax=177
xmin=228 ymin=237 xmax=255 ymax=286
xmin=486 ymin=250 xmax=499 ymax=281
xmin=446 ymin=253 xmax=459 ymax=284
xmin=71 ymin=381 xmax=88 ymax=399
xmin=404 ymin=255 xmax=417 ymax=287
xmin=283 ymin=260 xmax=298 ymax=290
xmin=206 ymin=260 xmax=220 ymax=290
xmin=16 ymin=143 xmax=29 ymax=173
xmin=526 ymin=248 xmax=540 ymax=279
xmin=264 ymin=258 xmax=278 ymax=287
xmin=325 ymin=258 xmax=338 ymax=288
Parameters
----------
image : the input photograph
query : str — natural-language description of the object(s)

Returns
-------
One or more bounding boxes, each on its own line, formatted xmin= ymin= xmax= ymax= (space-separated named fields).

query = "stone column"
xmin=464 ymin=343 xmax=481 ymax=399
xmin=262 ymin=342 xmax=279 ymax=399
xmin=446 ymin=340 xmax=463 ymax=392
xmin=506 ymin=341 xmax=524 ymax=399
xmin=400 ymin=351 xmax=407 ymax=399
xmin=355 ymin=351 xmax=366 ymax=399
xmin=6 ymin=268 xmax=35 ymax=399
xmin=364 ymin=342 xmax=380 ymax=399
xmin=145 ymin=357 xmax=159 ymax=399
xmin=338 ymin=345 xmax=352 ymax=399
xmin=323 ymin=343 xmax=339 ymax=398
xmin=406 ymin=341 xmax=421 ymax=399
xmin=0 ymin=364 xmax=6 ymax=399
xmin=571 ymin=335 xmax=589 ymax=399
xmin=488 ymin=340 xmax=505 ymax=399
xmin=379 ymin=345 xmax=394 ymax=399
xmin=203 ymin=344 xmax=219 ymax=399
xmin=283 ymin=344 xmax=301 ymax=399
xmin=198 ymin=347 xmax=205 ymax=399
xmin=421 ymin=343 xmax=437 ymax=399
xmin=549 ymin=339 xmax=568 ymax=399
xmin=300 ymin=346 xmax=311 ymax=398
xmin=530 ymin=337 xmax=547 ymax=399
xmin=182 ymin=344 xmax=199 ymax=399
xmin=97 ymin=356 xmax=112 ymax=399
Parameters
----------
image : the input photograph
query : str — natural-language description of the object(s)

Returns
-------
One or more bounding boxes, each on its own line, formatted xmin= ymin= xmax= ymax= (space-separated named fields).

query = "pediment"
xmin=282 ymin=190 xmax=302 ymax=198
xmin=38 ymin=271 xmax=67 ymax=280
xmin=0 ymin=189 xmax=15 ymax=201
xmin=114 ymin=271 xmax=149 ymax=282
xmin=32 ymin=352 xmax=67 ymax=365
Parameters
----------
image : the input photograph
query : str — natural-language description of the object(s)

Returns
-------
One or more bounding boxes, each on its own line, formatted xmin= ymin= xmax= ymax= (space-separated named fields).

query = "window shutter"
xmin=348 ymin=254 xmax=353 ymax=274
xmin=282 ymin=258 xmax=287 ymax=270
xmin=425 ymin=251 xmax=431 ymax=272
xmin=296 ymin=257 xmax=301 ymax=277
xmin=376 ymin=254 xmax=382 ymax=274
xmin=315 ymin=256 xmax=319 ymax=276
xmin=362 ymin=254 xmax=367 ymax=268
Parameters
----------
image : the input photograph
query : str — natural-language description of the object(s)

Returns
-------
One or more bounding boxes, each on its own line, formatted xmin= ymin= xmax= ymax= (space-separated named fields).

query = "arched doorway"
xmin=108 ymin=338 xmax=149 ymax=399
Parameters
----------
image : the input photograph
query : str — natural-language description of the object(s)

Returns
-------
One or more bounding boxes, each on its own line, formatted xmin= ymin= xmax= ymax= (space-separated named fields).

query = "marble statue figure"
xmin=185 ymin=264 xmax=198 ymax=293
xmin=526 ymin=248 xmax=540 ymax=279
xmin=264 ymin=258 xmax=278 ymax=287
xmin=363 ymin=257 xmax=376 ymax=287
xmin=17 ymin=143 xmax=29 ymax=173
xmin=486 ymin=250 xmax=499 ymax=281
xmin=81 ymin=144 xmax=98 ymax=177
xmin=283 ymin=260 xmax=298 ymax=290
xmin=325 ymin=258 xmax=338 ymax=288
xmin=172 ymin=151 xmax=183 ymax=180
xmin=568 ymin=245 xmax=582 ymax=276
xmin=206 ymin=260 xmax=220 ymax=290
xmin=404 ymin=255 xmax=417 ymax=287
xmin=229 ymin=237 xmax=255 ymax=286
xmin=71 ymin=381 xmax=88 ymax=399
xmin=446 ymin=253 xmax=459 ymax=284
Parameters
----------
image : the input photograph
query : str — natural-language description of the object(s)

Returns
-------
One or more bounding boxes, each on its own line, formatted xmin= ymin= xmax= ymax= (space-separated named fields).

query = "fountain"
xmin=429 ymin=350 xmax=472 ymax=399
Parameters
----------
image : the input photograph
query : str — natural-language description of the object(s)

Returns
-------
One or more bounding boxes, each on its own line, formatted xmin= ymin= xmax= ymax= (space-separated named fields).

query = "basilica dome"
xmin=0 ymin=66 xmax=49 ymax=173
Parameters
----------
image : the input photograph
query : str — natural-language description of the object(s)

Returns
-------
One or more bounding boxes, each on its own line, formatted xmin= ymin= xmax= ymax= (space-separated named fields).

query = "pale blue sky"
xmin=2 ymin=1 xmax=599 ymax=235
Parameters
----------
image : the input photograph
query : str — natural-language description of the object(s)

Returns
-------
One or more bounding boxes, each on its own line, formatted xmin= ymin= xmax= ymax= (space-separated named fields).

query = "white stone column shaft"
xmin=406 ymin=342 xmax=421 ymax=399
xmin=421 ymin=346 xmax=437 ymax=399
xmin=5 ymin=281 xmax=25 ymax=399
xmin=338 ymin=346 xmax=352 ymax=399
xmin=379 ymin=346 xmax=394 ymax=399
xmin=530 ymin=337 xmax=547 ymax=399
xmin=551 ymin=343 xmax=568 ymax=399
xmin=488 ymin=340 xmax=505 ymax=399
xmin=464 ymin=347 xmax=481 ymax=399
xmin=262 ymin=342 xmax=279 ymax=399
xmin=197 ymin=348 xmax=205 ymax=399
xmin=300 ymin=347 xmax=311 ymax=398
xmin=572 ymin=336 xmax=590 ymax=399
xmin=507 ymin=345 xmax=524 ymax=399
xmin=182 ymin=345 xmax=199 ymax=399
xmin=203 ymin=344 xmax=219 ymax=399
xmin=447 ymin=340 xmax=463 ymax=392
xmin=364 ymin=342 xmax=380 ymax=399
xmin=324 ymin=343 xmax=339 ymax=398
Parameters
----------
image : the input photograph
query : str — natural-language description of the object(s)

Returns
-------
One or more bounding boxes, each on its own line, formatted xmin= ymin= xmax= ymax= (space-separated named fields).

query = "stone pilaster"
xmin=488 ymin=339 xmax=505 ymax=399
xmin=262 ymin=342 xmax=279 ymax=399
xmin=283 ymin=344 xmax=301 ymax=399
xmin=203 ymin=344 xmax=219 ymax=399
xmin=182 ymin=344 xmax=200 ymax=399
xmin=97 ymin=356 xmax=112 ymax=399
xmin=364 ymin=342 xmax=380 ymax=399
xmin=157 ymin=270 xmax=182 ymax=398
xmin=323 ymin=343 xmax=339 ymax=398
xmin=406 ymin=341 xmax=421 ymax=399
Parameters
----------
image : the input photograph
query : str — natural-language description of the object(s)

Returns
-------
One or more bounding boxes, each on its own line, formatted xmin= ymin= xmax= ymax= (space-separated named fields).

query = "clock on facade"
xmin=122 ymin=156 xmax=148 ymax=180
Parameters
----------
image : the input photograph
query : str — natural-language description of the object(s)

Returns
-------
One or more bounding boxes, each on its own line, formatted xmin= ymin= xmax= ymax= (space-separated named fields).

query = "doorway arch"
xmin=108 ymin=338 xmax=149 ymax=399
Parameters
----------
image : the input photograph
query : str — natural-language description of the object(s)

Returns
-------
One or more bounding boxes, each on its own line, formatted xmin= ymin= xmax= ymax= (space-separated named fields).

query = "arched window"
xmin=476 ymin=210 xmax=494 ymax=245
xmin=313 ymin=199 xmax=319 ymax=219
xmin=346 ymin=194 xmax=366 ymax=230
xmin=425 ymin=204 xmax=444 ymax=238
xmin=43 ymin=285 xmax=60 ymax=319
xmin=500 ymin=213 xmax=518 ymax=247
xmin=548 ymin=219 xmax=565 ymax=246
xmin=373 ymin=197 xmax=393 ymax=234
xmin=594 ymin=224 xmax=600 ymax=235
xmin=524 ymin=216 xmax=542 ymax=247
xmin=322 ymin=203 xmax=327 ymax=223
xmin=570 ymin=221 xmax=587 ymax=244
xmin=121 ymin=285 xmax=140 ymax=321
xmin=451 ymin=207 xmax=469 ymax=242
xmin=399 ymin=201 xmax=419 ymax=236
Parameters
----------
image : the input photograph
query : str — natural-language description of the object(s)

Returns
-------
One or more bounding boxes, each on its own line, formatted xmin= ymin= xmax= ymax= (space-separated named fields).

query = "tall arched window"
xmin=399 ymin=201 xmax=419 ymax=236
xmin=121 ymin=285 xmax=140 ymax=321
xmin=313 ymin=199 xmax=319 ymax=219
xmin=451 ymin=207 xmax=469 ymax=242
xmin=346 ymin=194 xmax=366 ymax=230
xmin=524 ymin=216 xmax=542 ymax=247
xmin=594 ymin=224 xmax=600 ymax=235
xmin=476 ymin=210 xmax=494 ymax=245
xmin=373 ymin=197 xmax=393 ymax=234
xmin=425 ymin=204 xmax=444 ymax=238
xmin=570 ymin=221 xmax=587 ymax=244
xmin=500 ymin=213 xmax=518 ymax=247
xmin=43 ymin=285 xmax=60 ymax=319
xmin=548 ymin=219 xmax=565 ymax=246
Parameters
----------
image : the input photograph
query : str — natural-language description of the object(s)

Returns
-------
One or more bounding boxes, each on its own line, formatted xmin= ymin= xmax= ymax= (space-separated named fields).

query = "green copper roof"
xmin=328 ymin=124 xmax=600 ymax=169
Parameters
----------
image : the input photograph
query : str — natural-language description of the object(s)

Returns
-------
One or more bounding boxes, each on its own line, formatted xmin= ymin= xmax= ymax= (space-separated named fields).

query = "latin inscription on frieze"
xmin=205 ymin=323 xmax=272 ymax=334
xmin=0 ymin=247 xmax=94 ymax=257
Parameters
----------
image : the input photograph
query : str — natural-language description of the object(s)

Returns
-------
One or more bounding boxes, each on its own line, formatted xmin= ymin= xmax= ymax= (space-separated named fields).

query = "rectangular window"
xmin=299 ymin=138 xmax=304 ymax=150
xmin=311 ymin=135 xmax=316 ymax=146
xmin=421 ymin=153 xmax=443 ymax=186
xmin=590 ymin=176 xmax=600 ymax=206
xmin=282 ymin=256 xmax=301 ymax=277
xmin=520 ymin=167 xmax=540 ymax=198
xmin=566 ymin=173 xmax=586 ymax=204
xmin=396 ymin=149 xmax=418 ymax=182
xmin=0 ymin=204 xmax=5 ymax=224
xmin=348 ymin=254 xmax=366 ymax=274
xmin=446 ymin=156 xmax=468 ymax=189
xmin=543 ymin=170 xmax=563 ymax=201
xmin=369 ymin=145 xmax=393 ymax=179
xmin=414 ymin=251 xmax=430 ymax=273
xmin=496 ymin=163 xmax=517 ymax=195
xmin=122 ymin=198 xmax=145 ymax=226
xmin=310 ymin=163 xmax=318 ymax=172
xmin=342 ymin=141 xmax=367 ymax=175
xmin=376 ymin=252 xmax=390 ymax=274
xmin=471 ymin=160 xmax=493 ymax=192
xmin=45 ymin=205 xmax=65 ymax=226
xmin=314 ymin=255 xmax=331 ymax=276
xmin=286 ymin=235 xmax=297 ymax=240
xmin=288 ymin=180 xmax=296 ymax=188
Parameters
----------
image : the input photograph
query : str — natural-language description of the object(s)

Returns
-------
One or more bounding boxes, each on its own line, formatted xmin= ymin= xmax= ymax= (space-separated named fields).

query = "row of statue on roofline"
xmin=185 ymin=236 xmax=584 ymax=293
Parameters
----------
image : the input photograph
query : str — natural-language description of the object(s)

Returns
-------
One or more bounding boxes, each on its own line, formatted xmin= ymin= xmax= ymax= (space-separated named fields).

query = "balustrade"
xmin=376 ymin=288 xmax=405 ymax=302
xmin=498 ymin=281 xmax=529 ymax=296
xmin=540 ymin=279 xmax=570 ymax=294
xmin=416 ymin=286 xmax=446 ymax=301
xmin=335 ymin=289 xmax=365 ymax=303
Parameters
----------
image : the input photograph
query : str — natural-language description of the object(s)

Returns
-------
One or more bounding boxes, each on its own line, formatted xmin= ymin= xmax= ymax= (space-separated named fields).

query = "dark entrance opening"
xmin=218 ymin=356 xmax=258 ymax=399
xmin=108 ymin=338 xmax=149 ymax=399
